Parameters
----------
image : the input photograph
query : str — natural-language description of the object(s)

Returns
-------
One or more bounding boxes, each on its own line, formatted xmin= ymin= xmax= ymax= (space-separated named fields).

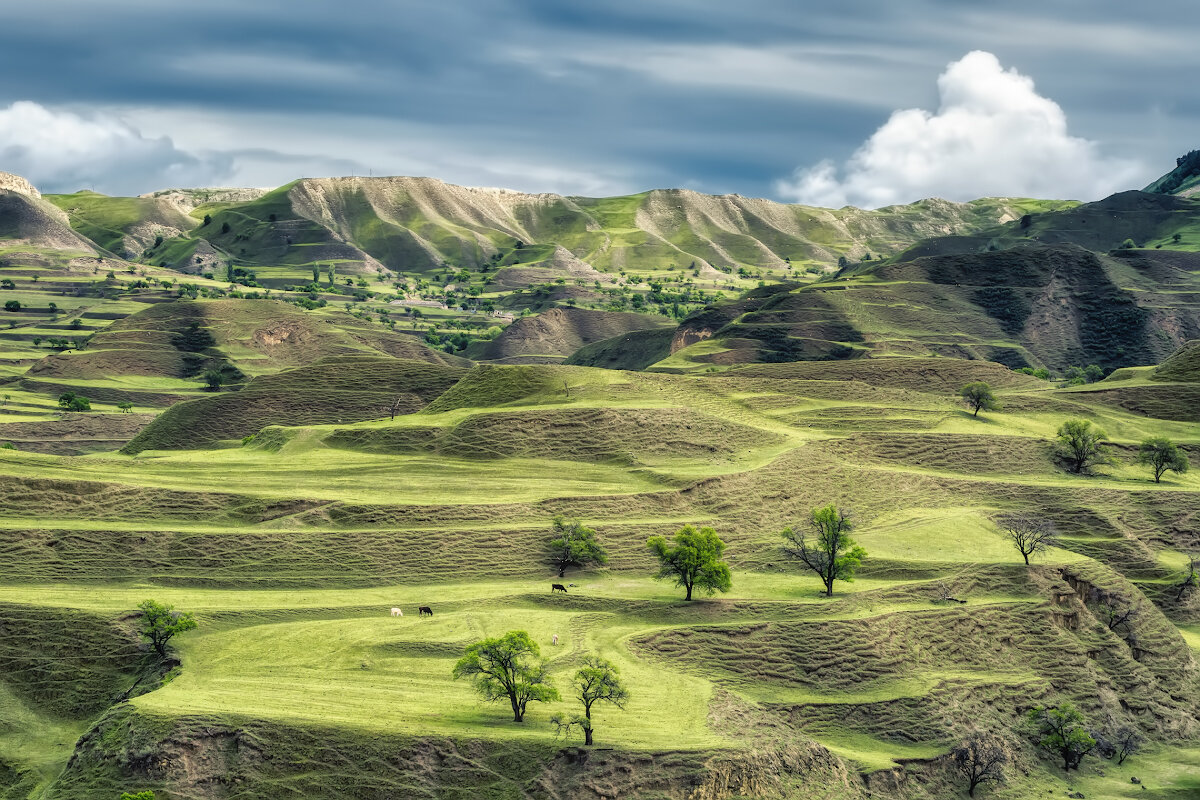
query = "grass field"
xmin=8 ymin=178 xmax=1200 ymax=797
xmin=1 ymin=339 xmax=1199 ymax=799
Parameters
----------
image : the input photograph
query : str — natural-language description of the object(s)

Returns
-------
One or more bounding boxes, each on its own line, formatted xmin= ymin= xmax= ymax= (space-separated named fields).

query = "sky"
xmin=0 ymin=0 xmax=1195 ymax=206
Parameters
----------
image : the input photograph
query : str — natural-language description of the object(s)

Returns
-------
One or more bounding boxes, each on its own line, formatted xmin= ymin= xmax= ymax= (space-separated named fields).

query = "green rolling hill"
xmin=2 ymin=164 xmax=1200 ymax=799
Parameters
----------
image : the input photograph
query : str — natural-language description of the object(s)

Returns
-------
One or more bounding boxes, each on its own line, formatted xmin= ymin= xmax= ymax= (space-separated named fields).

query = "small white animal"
xmin=390 ymin=607 xmax=403 ymax=617
xmin=552 ymin=634 xmax=559 ymax=646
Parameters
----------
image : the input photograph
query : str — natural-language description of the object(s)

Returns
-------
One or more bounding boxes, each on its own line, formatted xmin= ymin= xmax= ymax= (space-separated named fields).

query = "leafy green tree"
xmin=311 ymin=266 xmax=320 ymax=283
xmin=4 ymin=300 xmax=20 ymax=312
xmin=781 ymin=505 xmax=867 ymax=597
xmin=1137 ymin=437 xmax=1189 ymax=483
xmin=1027 ymin=703 xmax=1097 ymax=771
xmin=452 ymin=631 xmax=558 ymax=722
xmin=647 ymin=525 xmax=732 ymax=601
xmin=548 ymin=516 xmax=608 ymax=577
xmin=550 ymin=656 xmax=629 ymax=745
xmin=57 ymin=392 xmax=92 ymax=412
xmin=1083 ymin=364 xmax=1104 ymax=383
xmin=959 ymin=382 xmax=1000 ymax=417
xmin=118 ymin=402 xmax=134 ymax=414
xmin=202 ymin=369 xmax=225 ymax=391
xmin=31 ymin=337 xmax=41 ymax=347
xmin=997 ymin=513 xmax=1057 ymax=565
xmin=137 ymin=599 xmax=197 ymax=657
xmin=1055 ymin=419 xmax=1113 ymax=474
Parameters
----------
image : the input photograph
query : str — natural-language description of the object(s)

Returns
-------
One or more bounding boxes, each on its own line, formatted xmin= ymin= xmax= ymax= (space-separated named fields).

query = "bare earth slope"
xmin=474 ymin=306 xmax=674 ymax=362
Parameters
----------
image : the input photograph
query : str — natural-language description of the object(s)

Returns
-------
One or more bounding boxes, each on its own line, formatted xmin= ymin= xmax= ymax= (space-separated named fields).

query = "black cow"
xmin=418 ymin=606 xmax=433 ymax=617
xmin=551 ymin=584 xmax=567 ymax=593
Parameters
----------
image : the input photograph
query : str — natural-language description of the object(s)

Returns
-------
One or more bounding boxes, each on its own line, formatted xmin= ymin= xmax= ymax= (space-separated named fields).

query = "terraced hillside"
xmin=1 ymin=351 xmax=1198 ymax=799
xmin=661 ymin=241 xmax=1200 ymax=372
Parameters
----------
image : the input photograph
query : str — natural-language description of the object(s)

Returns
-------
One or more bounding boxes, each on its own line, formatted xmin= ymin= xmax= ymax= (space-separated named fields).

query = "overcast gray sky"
xmin=0 ymin=0 xmax=1194 ymax=205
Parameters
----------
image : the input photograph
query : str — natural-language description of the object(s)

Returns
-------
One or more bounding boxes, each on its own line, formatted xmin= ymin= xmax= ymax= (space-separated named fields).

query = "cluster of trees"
xmin=57 ymin=392 xmax=91 ymax=412
xmin=546 ymin=507 xmax=868 ymax=603
xmin=950 ymin=704 xmax=1142 ymax=796
xmin=452 ymin=631 xmax=628 ymax=745
xmin=959 ymin=382 xmax=1190 ymax=481
xmin=33 ymin=336 xmax=85 ymax=350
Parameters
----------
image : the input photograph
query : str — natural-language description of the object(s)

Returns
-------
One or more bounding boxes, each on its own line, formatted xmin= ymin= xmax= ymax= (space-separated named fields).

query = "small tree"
xmin=311 ymin=266 xmax=320 ymax=283
xmin=1027 ymin=703 xmax=1096 ymax=771
xmin=1108 ymin=724 xmax=1142 ymax=765
xmin=1176 ymin=555 xmax=1198 ymax=601
xmin=452 ymin=631 xmax=558 ymax=722
xmin=647 ymin=525 xmax=732 ymax=601
xmin=781 ymin=505 xmax=867 ymax=597
xmin=959 ymin=382 xmax=1000 ymax=417
xmin=1055 ymin=419 xmax=1113 ymax=474
xmin=4 ymin=300 xmax=20 ymax=312
xmin=57 ymin=392 xmax=92 ymax=412
xmin=997 ymin=513 xmax=1057 ymax=565
xmin=1137 ymin=437 xmax=1189 ymax=483
xmin=1094 ymin=590 xmax=1137 ymax=634
xmin=137 ymin=599 xmax=197 ymax=657
xmin=118 ymin=402 xmax=134 ymax=414
xmin=202 ymin=369 xmax=225 ymax=391
xmin=550 ymin=655 xmax=629 ymax=746
xmin=952 ymin=734 xmax=1006 ymax=797
xmin=548 ymin=515 xmax=608 ymax=577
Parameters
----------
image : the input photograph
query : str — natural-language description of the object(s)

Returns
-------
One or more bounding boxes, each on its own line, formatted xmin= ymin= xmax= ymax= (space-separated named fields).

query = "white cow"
xmin=552 ymin=634 xmax=559 ymax=646
xmin=390 ymin=607 xmax=403 ymax=617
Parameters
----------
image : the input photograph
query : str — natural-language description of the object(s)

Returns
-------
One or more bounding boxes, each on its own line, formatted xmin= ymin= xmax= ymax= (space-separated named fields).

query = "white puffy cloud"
xmin=0 ymin=101 xmax=231 ymax=195
xmin=777 ymin=51 xmax=1144 ymax=208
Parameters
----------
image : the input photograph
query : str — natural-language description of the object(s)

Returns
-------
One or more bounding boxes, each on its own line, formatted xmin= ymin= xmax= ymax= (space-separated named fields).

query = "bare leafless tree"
xmin=1095 ymin=590 xmax=1138 ymax=634
xmin=952 ymin=734 xmax=1006 ymax=797
xmin=996 ymin=513 xmax=1057 ymax=566
xmin=1110 ymin=724 xmax=1142 ymax=765
xmin=1176 ymin=556 xmax=1199 ymax=601
xmin=936 ymin=580 xmax=967 ymax=604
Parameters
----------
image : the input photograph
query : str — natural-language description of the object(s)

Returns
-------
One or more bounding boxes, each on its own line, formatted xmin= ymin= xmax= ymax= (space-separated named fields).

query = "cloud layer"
xmin=0 ymin=101 xmax=230 ymax=195
xmin=777 ymin=51 xmax=1144 ymax=208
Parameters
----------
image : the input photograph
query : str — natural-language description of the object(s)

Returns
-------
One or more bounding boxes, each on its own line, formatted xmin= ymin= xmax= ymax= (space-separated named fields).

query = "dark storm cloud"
xmin=0 ymin=0 xmax=1196 ymax=199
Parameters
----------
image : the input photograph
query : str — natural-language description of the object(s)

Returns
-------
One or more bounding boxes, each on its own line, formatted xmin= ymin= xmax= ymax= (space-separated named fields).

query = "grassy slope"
xmin=82 ymin=177 xmax=1063 ymax=286
xmin=0 ymin=355 xmax=1198 ymax=798
xmin=660 ymin=240 xmax=1200 ymax=372
xmin=44 ymin=192 xmax=195 ymax=257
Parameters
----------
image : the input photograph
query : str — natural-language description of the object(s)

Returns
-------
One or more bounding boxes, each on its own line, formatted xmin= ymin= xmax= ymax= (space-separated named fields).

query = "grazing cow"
xmin=390 ymin=607 xmax=403 ymax=617
xmin=551 ymin=583 xmax=567 ymax=593
xmin=418 ymin=606 xmax=433 ymax=617
xmin=552 ymin=634 xmax=559 ymax=646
